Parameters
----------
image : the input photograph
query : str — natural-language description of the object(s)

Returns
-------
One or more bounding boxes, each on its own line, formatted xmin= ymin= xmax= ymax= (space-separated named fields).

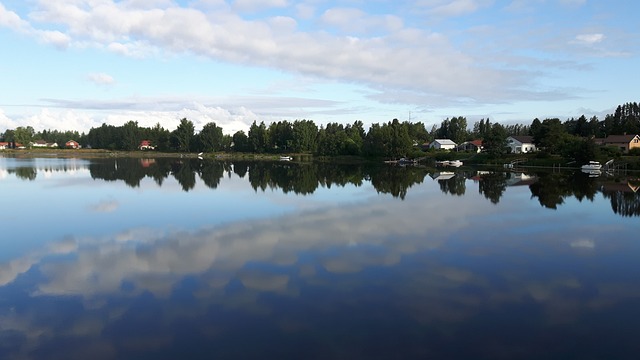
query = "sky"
xmin=0 ymin=0 xmax=638 ymax=135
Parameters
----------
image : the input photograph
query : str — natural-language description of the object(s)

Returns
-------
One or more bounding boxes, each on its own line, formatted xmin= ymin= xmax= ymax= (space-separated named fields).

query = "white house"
xmin=429 ymin=139 xmax=457 ymax=150
xmin=506 ymin=136 xmax=536 ymax=154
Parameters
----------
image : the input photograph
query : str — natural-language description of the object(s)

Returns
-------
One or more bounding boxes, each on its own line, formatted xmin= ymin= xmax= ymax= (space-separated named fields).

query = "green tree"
xmin=198 ymin=122 xmax=224 ymax=152
xmin=291 ymin=119 xmax=318 ymax=153
xmin=534 ymin=118 xmax=567 ymax=155
xmin=232 ymin=130 xmax=249 ymax=152
xmin=482 ymin=123 xmax=508 ymax=158
xmin=248 ymin=121 xmax=269 ymax=153
xmin=120 ymin=121 xmax=141 ymax=150
xmin=14 ymin=126 xmax=35 ymax=147
xmin=171 ymin=118 xmax=195 ymax=152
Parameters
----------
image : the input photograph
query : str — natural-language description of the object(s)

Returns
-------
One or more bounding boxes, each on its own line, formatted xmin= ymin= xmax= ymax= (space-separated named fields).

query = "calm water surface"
xmin=1 ymin=157 xmax=639 ymax=359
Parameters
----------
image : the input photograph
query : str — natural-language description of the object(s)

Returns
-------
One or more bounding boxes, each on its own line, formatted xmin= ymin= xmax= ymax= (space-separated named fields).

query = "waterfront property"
xmin=429 ymin=139 xmax=457 ymax=150
xmin=599 ymin=134 xmax=640 ymax=153
xmin=506 ymin=135 xmax=536 ymax=153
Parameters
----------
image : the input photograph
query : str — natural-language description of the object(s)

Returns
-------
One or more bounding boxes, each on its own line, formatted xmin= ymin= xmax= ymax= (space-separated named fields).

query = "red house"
xmin=139 ymin=140 xmax=155 ymax=150
xmin=65 ymin=140 xmax=80 ymax=149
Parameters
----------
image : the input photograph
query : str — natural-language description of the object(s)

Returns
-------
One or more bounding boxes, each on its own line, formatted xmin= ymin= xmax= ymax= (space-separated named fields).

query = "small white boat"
xmin=581 ymin=169 xmax=601 ymax=177
xmin=581 ymin=161 xmax=601 ymax=171
xmin=448 ymin=160 xmax=463 ymax=167
xmin=279 ymin=156 xmax=292 ymax=161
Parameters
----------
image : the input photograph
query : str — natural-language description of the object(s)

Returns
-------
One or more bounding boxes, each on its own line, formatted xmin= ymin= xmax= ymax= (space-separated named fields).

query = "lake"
xmin=1 ymin=156 xmax=639 ymax=359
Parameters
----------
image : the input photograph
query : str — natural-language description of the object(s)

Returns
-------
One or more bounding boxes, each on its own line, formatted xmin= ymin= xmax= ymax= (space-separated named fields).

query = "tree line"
xmin=1 ymin=101 xmax=639 ymax=159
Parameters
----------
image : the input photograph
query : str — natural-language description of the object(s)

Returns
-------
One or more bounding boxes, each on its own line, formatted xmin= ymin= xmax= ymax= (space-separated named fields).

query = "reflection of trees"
xmin=171 ymin=160 xmax=197 ymax=192
xmin=529 ymin=173 xmax=570 ymax=209
xmin=528 ymin=172 xmax=600 ymax=209
xmin=438 ymin=174 xmax=466 ymax=196
xmin=233 ymin=162 xmax=248 ymax=178
xmin=85 ymin=159 xmax=428 ymax=199
xmin=198 ymin=161 xmax=225 ymax=189
xmin=477 ymin=172 xmax=508 ymax=204
xmin=11 ymin=167 xmax=38 ymax=181
xmin=601 ymin=181 xmax=640 ymax=217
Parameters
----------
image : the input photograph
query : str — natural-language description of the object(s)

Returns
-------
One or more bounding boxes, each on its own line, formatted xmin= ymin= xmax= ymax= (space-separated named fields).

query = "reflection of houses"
xmin=65 ymin=140 xmax=80 ymax=149
xmin=456 ymin=139 xmax=483 ymax=153
xmin=429 ymin=139 xmax=457 ymax=150
xmin=430 ymin=171 xmax=455 ymax=180
xmin=506 ymin=136 xmax=536 ymax=154
xmin=140 ymin=158 xmax=156 ymax=168
xmin=601 ymin=134 xmax=640 ymax=153
xmin=601 ymin=180 xmax=640 ymax=193
xmin=139 ymin=140 xmax=155 ymax=150
xmin=505 ymin=172 xmax=537 ymax=186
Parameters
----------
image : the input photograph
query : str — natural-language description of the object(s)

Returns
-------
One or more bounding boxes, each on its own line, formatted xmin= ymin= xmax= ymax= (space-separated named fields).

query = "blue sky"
xmin=0 ymin=0 xmax=638 ymax=134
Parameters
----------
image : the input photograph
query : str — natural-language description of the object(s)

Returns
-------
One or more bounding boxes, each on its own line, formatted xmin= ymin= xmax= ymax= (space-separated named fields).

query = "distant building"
xmin=139 ymin=140 xmax=155 ymax=150
xmin=456 ymin=139 xmax=483 ymax=153
xmin=506 ymin=136 xmax=536 ymax=154
xmin=429 ymin=139 xmax=457 ymax=150
xmin=65 ymin=140 xmax=80 ymax=149
xmin=602 ymin=134 xmax=640 ymax=153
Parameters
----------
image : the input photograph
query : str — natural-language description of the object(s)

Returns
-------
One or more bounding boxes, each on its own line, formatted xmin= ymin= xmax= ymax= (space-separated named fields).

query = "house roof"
xmin=509 ymin=135 xmax=534 ymax=144
xmin=604 ymin=134 xmax=639 ymax=143
xmin=470 ymin=139 xmax=483 ymax=147
xmin=434 ymin=139 xmax=456 ymax=145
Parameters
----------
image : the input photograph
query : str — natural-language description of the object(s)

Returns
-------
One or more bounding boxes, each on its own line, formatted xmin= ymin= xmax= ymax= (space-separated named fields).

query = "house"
xmin=429 ymin=139 xmax=457 ymax=151
xmin=139 ymin=140 xmax=155 ymax=150
xmin=65 ymin=140 xmax=80 ymax=149
xmin=0 ymin=142 xmax=8 ymax=150
xmin=506 ymin=136 xmax=536 ymax=154
xmin=602 ymin=134 xmax=640 ymax=153
xmin=31 ymin=140 xmax=48 ymax=147
xmin=456 ymin=139 xmax=483 ymax=153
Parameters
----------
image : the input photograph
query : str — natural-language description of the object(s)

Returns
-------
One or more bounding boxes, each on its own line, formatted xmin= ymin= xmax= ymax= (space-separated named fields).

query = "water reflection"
xmin=1 ymin=158 xmax=639 ymax=359
xmin=1 ymin=185 xmax=639 ymax=358
xmin=2 ymin=157 xmax=640 ymax=217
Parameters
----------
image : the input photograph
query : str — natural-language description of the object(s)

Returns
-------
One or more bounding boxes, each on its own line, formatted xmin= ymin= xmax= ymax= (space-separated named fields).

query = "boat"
xmin=581 ymin=169 xmax=601 ymax=177
xmin=279 ymin=156 xmax=292 ymax=161
xmin=581 ymin=161 xmax=602 ymax=171
xmin=448 ymin=160 xmax=463 ymax=167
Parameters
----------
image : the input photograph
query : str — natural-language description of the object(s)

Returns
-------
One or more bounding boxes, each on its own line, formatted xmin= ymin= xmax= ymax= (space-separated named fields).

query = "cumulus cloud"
xmin=574 ymin=33 xmax=605 ymax=45
xmin=87 ymin=72 xmax=116 ymax=85
xmin=320 ymin=8 xmax=403 ymax=34
xmin=0 ymin=0 xmax=550 ymax=106
xmin=425 ymin=0 xmax=491 ymax=17
xmin=232 ymin=0 xmax=289 ymax=12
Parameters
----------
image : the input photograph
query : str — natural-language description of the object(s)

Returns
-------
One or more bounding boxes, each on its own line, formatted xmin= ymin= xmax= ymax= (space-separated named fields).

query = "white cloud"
xmin=87 ymin=72 xmax=115 ymax=85
xmin=232 ymin=0 xmax=289 ymax=12
xmin=573 ymin=33 xmax=605 ymax=45
xmin=418 ymin=0 xmax=492 ymax=17
xmin=320 ymin=8 xmax=404 ymax=34
xmin=39 ymin=30 xmax=71 ymax=49
xmin=0 ymin=0 xmax=548 ymax=106
xmin=0 ymin=2 xmax=30 ymax=30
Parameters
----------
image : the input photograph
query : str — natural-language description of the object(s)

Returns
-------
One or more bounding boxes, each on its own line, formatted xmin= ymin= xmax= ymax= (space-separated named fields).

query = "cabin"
xmin=65 ymin=140 xmax=80 ymax=149
xmin=139 ymin=140 xmax=155 ymax=150
xmin=32 ymin=140 xmax=48 ymax=147
xmin=429 ymin=139 xmax=457 ymax=151
xmin=602 ymin=134 xmax=640 ymax=153
xmin=456 ymin=139 xmax=483 ymax=153
xmin=0 ymin=142 xmax=8 ymax=150
xmin=506 ymin=136 xmax=536 ymax=154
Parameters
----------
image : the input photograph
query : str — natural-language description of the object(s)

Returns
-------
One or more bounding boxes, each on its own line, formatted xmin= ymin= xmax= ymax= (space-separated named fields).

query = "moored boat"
xmin=581 ymin=161 xmax=601 ymax=171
